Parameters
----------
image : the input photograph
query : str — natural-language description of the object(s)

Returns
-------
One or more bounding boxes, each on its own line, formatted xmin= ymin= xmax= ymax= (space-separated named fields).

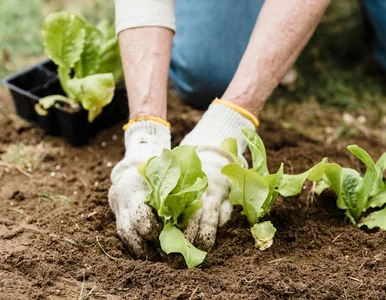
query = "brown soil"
xmin=0 ymin=89 xmax=385 ymax=300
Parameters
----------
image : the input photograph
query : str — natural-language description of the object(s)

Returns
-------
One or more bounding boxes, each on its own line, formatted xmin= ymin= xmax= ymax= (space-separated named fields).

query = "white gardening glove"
xmin=180 ymin=99 xmax=259 ymax=251
xmin=108 ymin=118 xmax=171 ymax=257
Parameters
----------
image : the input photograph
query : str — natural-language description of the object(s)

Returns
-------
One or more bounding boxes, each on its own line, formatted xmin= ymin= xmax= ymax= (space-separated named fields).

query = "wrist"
xmin=129 ymin=110 xmax=167 ymax=120
xmin=222 ymin=64 xmax=268 ymax=116
xmin=227 ymin=98 xmax=263 ymax=118
xmin=222 ymin=83 xmax=265 ymax=117
xmin=128 ymin=94 xmax=167 ymax=120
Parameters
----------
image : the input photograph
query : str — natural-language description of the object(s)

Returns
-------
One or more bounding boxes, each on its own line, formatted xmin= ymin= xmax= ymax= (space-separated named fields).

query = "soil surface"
xmin=0 ymin=90 xmax=385 ymax=300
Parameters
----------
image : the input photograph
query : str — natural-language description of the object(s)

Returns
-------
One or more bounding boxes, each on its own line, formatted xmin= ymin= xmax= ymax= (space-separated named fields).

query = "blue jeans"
xmin=362 ymin=0 xmax=386 ymax=73
xmin=170 ymin=1 xmax=386 ymax=108
xmin=169 ymin=0 xmax=265 ymax=108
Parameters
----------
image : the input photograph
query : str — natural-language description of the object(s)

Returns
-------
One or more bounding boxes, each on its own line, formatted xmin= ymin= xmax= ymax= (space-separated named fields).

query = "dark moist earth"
xmin=0 ymin=90 xmax=385 ymax=300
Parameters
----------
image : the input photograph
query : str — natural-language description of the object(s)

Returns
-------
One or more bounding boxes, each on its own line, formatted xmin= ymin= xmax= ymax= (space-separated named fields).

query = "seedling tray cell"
xmin=2 ymin=60 xmax=128 ymax=145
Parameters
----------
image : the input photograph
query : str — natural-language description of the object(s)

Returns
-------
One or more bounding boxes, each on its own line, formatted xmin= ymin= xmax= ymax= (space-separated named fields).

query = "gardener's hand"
xmin=108 ymin=118 xmax=171 ymax=257
xmin=180 ymin=99 xmax=259 ymax=251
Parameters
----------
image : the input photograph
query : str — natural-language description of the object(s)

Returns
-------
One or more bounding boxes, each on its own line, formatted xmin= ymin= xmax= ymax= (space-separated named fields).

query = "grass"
xmin=1 ymin=142 xmax=60 ymax=170
xmin=1 ymin=143 xmax=44 ymax=170
xmin=78 ymin=270 xmax=96 ymax=300
xmin=40 ymin=191 xmax=72 ymax=206
xmin=96 ymin=236 xmax=118 ymax=261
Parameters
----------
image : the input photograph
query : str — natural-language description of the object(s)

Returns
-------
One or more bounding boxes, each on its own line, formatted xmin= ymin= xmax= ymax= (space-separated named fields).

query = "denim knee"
xmin=362 ymin=0 xmax=386 ymax=71
xmin=169 ymin=0 xmax=264 ymax=109
xmin=169 ymin=52 xmax=235 ymax=109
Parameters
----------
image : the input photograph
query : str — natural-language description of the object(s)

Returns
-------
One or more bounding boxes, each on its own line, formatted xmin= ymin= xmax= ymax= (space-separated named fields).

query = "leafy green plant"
xmin=1 ymin=142 xmax=60 ymax=171
xmin=40 ymin=191 xmax=72 ymax=207
xmin=316 ymin=145 xmax=386 ymax=230
xmin=221 ymin=128 xmax=327 ymax=250
xmin=36 ymin=11 xmax=123 ymax=122
xmin=138 ymin=146 xmax=208 ymax=268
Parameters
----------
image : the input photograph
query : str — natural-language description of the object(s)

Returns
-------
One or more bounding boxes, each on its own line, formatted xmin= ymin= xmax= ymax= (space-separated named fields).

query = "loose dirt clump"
xmin=0 ymin=91 xmax=385 ymax=299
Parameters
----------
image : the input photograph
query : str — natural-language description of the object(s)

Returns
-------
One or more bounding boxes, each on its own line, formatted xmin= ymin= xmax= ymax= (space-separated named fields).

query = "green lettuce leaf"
xmin=42 ymin=12 xmax=86 ymax=69
xmin=35 ymin=94 xmax=79 ymax=116
xmin=38 ymin=94 xmax=78 ymax=110
xmin=221 ymin=129 xmax=333 ymax=251
xmin=160 ymin=177 xmax=207 ymax=224
xmin=42 ymin=12 xmax=123 ymax=119
xmin=139 ymin=146 xmax=208 ymax=268
xmin=57 ymin=66 xmax=71 ymax=95
xmin=171 ymin=146 xmax=206 ymax=193
xmin=262 ymin=163 xmax=284 ymax=214
xmin=278 ymin=158 xmax=327 ymax=197
xmin=221 ymin=163 xmax=270 ymax=225
xmin=142 ymin=149 xmax=180 ymax=213
xmin=367 ymin=189 xmax=386 ymax=209
xmin=97 ymin=37 xmax=123 ymax=80
xmin=220 ymin=138 xmax=244 ymax=166
xmin=315 ymin=179 xmax=330 ymax=196
xmin=96 ymin=20 xmax=115 ymax=42
xmin=376 ymin=153 xmax=386 ymax=173
xmin=177 ymin=199 xmax=203 ymax=229
xmin=340 ymin=169 xmax=363 ymax=223
xmin=155 ymin=146 xmax=208 ymax=225
xmin=318 ymin=145 xmax=386 ymax=226
xmin=137 ymin=162 xmax=147 ymax=178
xmin=373 ymin=153 xmax=386 ymax=196
xmin=173 ymin=177 xmax=208 ymax=204
xmin=141 ymin=147 xmax=207 ymax=226
xmin=74 ymin=24 xmax=102 ymax=77
xmin=250 ymin=221 xmax=277 ymax=251
xmin=323 ymin=164 xmax=362 ymax=223
xmin=241 ymin=128 xmax=269 ymax=176
xmin=160 ymin=223 xmax=207 ymax=268
xmin=358 ymin=207 xmax=386 ymax=230
xmin=67 ymin=73 xmax=115 ymax=122
xmin=348 ymin=145 xmax=378 ymax=209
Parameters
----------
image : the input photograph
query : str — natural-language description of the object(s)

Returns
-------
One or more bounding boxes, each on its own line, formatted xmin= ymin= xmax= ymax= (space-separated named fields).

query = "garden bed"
xmin=0 ymin=90 xmax=385 ymax=300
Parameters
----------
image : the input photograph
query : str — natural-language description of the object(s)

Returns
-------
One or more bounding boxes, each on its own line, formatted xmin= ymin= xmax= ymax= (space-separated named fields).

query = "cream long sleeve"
xmin=115 ymin=0 xmax=176 ymax=34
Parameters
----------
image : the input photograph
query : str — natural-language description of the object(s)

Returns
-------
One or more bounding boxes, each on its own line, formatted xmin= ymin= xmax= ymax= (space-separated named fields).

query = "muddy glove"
xmin=109 ymin=118 xmax=171 ymax=257
xmin=180 ymin=99 xmax=259 ymax=250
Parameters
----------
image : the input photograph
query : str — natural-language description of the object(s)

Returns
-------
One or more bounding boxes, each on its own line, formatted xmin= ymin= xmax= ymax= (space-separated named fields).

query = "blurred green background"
xmin=0 ymin=0 xmax=114 ymax=78
xmin=0 ymin=0 xmax=385 ymax=113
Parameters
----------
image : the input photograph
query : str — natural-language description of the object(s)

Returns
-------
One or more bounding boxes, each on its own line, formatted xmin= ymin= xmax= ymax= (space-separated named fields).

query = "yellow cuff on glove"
xmin=123 ymin=116 xmax=170 ymax=131
xmin=122 ymin=98 xmax=258 ymax=131
xmin=213 ymin=98 xmax=259 ymax=128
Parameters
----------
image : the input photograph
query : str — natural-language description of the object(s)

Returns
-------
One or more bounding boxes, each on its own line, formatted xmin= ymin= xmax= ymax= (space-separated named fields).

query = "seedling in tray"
xmin=37 ymin=11 xmax=123 ymax=122
xmin=2 ymin=12 xmax=127 ymax=145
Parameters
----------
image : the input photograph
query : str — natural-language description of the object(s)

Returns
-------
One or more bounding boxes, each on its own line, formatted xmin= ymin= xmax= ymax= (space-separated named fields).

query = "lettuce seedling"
xmin=138 ymin=146 xmax=208 ymax=268
xmin=37 ymin=12 xmax=123 ymax=122
xmin=316 ymin=145 xmax=386 ymax=230
xmin=221 ymin=128 xmax=327 ymax=250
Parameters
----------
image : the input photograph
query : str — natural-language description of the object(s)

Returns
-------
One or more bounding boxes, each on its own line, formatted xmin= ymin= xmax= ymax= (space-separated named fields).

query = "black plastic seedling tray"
xmin=2 ymin=60 xmax=128 ymax=146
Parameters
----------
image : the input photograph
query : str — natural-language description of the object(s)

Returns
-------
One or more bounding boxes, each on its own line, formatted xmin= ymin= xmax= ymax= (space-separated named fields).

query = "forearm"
xmin=222 ymin=0 xmax=331 ymax=116
xmin=119 ymin=27 xmax=173 ymax=120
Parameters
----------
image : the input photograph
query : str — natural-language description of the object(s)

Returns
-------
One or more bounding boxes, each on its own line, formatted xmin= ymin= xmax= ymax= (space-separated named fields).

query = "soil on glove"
xmin=0 ymin=89 xmax=385 ymax=300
